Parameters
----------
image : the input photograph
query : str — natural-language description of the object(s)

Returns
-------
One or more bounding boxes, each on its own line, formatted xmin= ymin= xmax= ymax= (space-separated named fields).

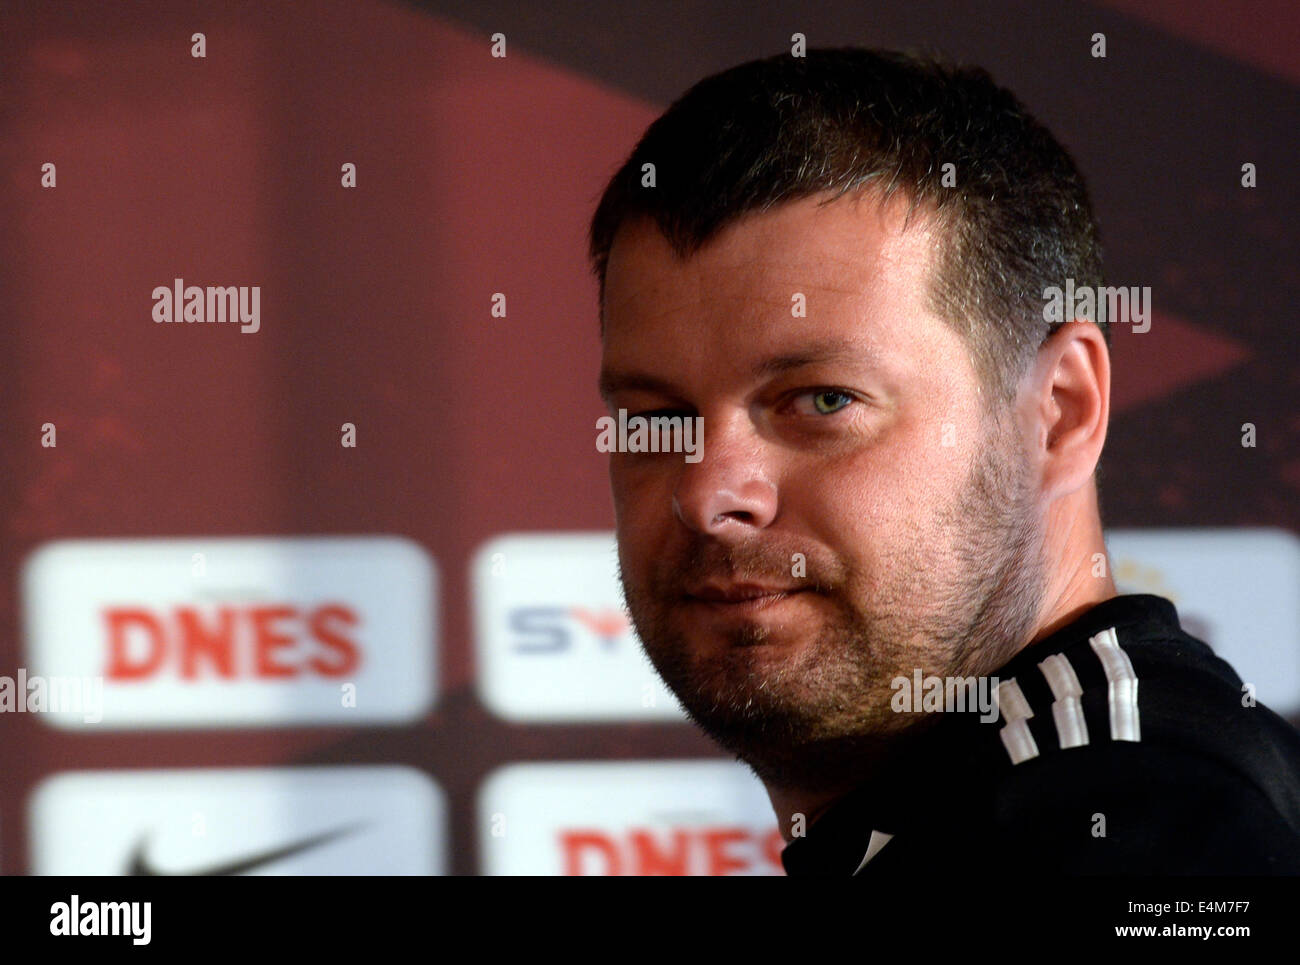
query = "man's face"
xmin=599 ymin=190 xmax=1047 ymax=791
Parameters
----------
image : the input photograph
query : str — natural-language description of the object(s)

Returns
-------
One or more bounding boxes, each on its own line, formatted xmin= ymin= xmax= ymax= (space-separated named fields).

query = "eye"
xmin=812 ymin=390 xmax=853 ymax=415
xmin=796 ymin=389 xmax=855 ymax=416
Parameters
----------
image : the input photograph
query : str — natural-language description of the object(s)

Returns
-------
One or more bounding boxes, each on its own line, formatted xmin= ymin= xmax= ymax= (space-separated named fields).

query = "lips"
xmin=685 ymin=582 xmax=807 ymax=605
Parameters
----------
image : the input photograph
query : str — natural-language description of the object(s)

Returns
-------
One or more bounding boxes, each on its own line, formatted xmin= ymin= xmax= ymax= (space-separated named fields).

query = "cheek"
xmin=792 ymin=420 xmax=975 ymax=546
xmin=609 ymin=461 xmax=672 ymax=552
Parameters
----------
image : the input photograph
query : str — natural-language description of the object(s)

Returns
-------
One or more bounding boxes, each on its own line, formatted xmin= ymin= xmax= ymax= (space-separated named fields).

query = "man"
xmin=588 ymin=48 xmax=1300 ymax=874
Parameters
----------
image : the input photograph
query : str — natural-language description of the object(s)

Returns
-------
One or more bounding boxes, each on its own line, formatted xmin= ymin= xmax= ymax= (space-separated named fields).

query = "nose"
xmin=672 ymin=421 xmax=778 ymax=536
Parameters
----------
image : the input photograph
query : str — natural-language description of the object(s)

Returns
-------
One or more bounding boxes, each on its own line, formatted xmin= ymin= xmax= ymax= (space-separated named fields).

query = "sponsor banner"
xmin=21 ymin=536 xmax=436 ymax=729
xmin=29 ymin=766 xmax=444 ymax=875
xmin=478 ymin=760 xmax=782 ymax=875
xmin=472 ymin=533 xmax=682 ymax=721
xmin=1106 ymin=528 xmax=1300 ymax=715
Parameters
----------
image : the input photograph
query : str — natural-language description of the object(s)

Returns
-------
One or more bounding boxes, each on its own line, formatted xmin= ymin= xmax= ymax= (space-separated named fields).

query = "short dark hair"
xmin=588 ymin=47 xmax=1107 ymax=402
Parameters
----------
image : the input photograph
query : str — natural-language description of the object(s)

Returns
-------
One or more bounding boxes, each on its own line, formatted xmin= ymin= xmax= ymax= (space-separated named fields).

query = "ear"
xmin=1020 ymin=320 xmax=1110 ymax=500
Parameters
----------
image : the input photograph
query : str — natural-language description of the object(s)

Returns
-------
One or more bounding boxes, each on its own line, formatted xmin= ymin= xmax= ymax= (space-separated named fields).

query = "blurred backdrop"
xmin=2 ymin=0 xmax=1298 ymax=875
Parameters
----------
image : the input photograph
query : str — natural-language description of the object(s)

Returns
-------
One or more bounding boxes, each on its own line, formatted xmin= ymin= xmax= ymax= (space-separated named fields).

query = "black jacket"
xmin=780 ymin=594 xmax=1300 ymax=875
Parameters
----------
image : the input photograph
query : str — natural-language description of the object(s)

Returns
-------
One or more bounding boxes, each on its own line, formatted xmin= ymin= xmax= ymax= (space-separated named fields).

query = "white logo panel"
xmin=473 ymin=533 xmax=682 ymax=721
xmin=22 ymin=536 xmax=436 ymax=728
xmin=30 ymin=765 xmax=445 ymax=875
xmin=479 ymin=760 xmax=782 ymax=875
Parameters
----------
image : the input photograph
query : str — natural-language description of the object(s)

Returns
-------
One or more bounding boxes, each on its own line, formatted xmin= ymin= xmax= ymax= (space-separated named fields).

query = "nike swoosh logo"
xmin=127 ymin=823 xmax=364 ymax=876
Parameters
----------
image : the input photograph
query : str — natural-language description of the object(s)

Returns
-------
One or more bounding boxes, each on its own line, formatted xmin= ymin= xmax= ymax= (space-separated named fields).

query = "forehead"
xmin=601 ymin=190 xmax=951 ymax=371
xmin=612 ymin=191 xmax=920 ymax=297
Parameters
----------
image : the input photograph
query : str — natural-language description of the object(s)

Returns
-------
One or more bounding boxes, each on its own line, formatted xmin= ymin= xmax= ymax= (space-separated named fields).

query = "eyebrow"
xmin=598 ymin=338 xmax=876 ymax=401
xmin=751 ymin=339 xmax=870 ymax=378
xmin=597 ymin=370 xmax=681 ymax=402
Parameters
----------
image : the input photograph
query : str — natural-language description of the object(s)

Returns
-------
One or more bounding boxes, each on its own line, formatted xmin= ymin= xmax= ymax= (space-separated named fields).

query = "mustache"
xmin=659 ymin=536 xmax=846 ymax=593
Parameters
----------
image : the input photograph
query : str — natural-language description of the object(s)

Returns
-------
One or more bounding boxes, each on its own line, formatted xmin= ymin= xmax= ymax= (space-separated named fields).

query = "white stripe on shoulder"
xmin=1089 ymin=625 xmax=1141 ymax=742
xmin=995 ymin=678 xmax=1040 ymax=764
xmin=1039 ymin=653 xmax=1091 ymax=749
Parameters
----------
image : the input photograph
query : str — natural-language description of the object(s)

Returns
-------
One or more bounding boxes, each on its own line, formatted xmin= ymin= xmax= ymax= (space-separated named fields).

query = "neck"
xmin=1028 ymin=480 xmax=1117 ymax=644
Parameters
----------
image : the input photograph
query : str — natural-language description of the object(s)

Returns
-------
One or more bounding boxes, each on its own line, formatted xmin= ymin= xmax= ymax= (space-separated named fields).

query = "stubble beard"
xmin=620 ymin=416 xmax=1048 ymax=793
